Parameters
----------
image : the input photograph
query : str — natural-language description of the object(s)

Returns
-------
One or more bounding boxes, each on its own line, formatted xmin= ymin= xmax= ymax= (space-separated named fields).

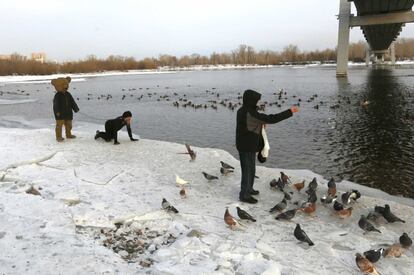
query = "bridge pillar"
xmin=390 ymin=42 xmax=396 ymax=65
xmin=336 ymin=0 xmax=351 ymax=77
xmin=365 ymin=46 xmax=370 ymax=66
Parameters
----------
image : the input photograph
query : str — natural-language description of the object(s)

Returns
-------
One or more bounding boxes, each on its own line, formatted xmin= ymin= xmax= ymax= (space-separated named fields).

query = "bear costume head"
xmin=51 ymin=77 xmax=71 ymax=93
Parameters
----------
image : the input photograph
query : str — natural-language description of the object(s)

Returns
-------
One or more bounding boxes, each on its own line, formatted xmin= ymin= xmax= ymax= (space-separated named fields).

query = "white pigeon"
xmin=175 ymin=174 xmax=189 ymax=186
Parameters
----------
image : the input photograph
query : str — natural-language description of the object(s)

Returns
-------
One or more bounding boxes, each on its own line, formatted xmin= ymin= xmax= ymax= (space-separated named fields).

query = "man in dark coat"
xmin=52 ymin=77 xmax=79 ymax=142
xmin=94 ymin=111 xmax=138 ymax=145
xmin=236 ymin=89 xmax=299 ymax=203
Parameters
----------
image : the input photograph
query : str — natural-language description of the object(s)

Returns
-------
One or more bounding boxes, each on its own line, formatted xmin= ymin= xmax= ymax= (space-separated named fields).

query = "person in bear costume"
xmin=52 ymin=77 xmax=79 ymax=142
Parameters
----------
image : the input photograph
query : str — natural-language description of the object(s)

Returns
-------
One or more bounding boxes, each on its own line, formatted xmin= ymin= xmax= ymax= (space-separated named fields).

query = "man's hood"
xmin=243 ymin=89 xmax=261 ymax=108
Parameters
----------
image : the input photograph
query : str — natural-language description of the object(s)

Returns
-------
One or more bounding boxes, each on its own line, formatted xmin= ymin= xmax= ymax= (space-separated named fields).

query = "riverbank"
xmin=0 ymin=122 xmax=413 ymax=274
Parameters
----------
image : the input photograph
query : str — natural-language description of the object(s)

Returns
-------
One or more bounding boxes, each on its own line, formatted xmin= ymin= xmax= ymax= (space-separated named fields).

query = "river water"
xmin=1 ymin=66 xmax=413 ymax=198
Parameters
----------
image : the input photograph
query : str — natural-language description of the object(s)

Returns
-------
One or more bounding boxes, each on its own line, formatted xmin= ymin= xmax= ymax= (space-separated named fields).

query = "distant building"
xmin=0 ymin=54 xmax=11 ymax=60
xmin=31 ymin=52 xmax=46 ymax=63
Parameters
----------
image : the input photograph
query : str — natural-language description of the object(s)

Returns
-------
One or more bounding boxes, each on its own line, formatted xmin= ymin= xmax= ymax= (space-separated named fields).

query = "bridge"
xmin=336 ymin=0 xmax=414 ymax=76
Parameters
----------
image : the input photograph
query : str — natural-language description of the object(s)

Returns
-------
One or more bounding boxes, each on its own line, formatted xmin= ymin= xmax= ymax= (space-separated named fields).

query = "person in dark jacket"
xmin=94 ymin=111 xmax=138 ymax=145
xmin=52 ymin=77 xmax=79 ymax=142
xmin=236 ymin=89 xmax=299 ymax=203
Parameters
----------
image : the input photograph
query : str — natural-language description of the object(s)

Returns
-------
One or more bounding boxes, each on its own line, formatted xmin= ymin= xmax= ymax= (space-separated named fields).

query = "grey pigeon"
xmin=382 ymin=204 xmax=405 ymax=223
xmin=283 ymin=191 xmax=293 ymax=201
xmin=270 ymin=178 xmax=285 ymax=191
xmin=307 ymin=189 xmax=317 ymax=204
xmin=294 ymin=224 xmax=314 ymax=246
xmin=236 ymin=207 xmax=256 ymax=222
xmin=363 ymin=248 xmax=384 ymax=263
xmin=220 ymin=161 xmax=234 ymax=170
xmin=358 ymin=215 xmax=381 ymax=234
xmin=374 ymin=205 xmax=385 ymax=214
xmin=327 ymin=178 xmax=335 ymax=189
xmin=341 ymin=192 xmax=352 ymax=204
xmin=275 ymin=209 xmax=297 ymax=221
xmin=367 ymin=211 xmax=383 ymax=222
xmin=185 ymin=143 xmax=196 ymax=161
xmin=270 ymin=198 xmax=287 ymax=213
xmin=399 ymin=233 xmax=412 ymax=248
xmin=220 ymin=167 xmax=234 ymax=176
xmin=307 ymin=177 xmax=317 ymax=191
xmin=202 ymin=172 xmax=219 ymax=181
xmin=162 ymin=198 xmax=179 ymax=213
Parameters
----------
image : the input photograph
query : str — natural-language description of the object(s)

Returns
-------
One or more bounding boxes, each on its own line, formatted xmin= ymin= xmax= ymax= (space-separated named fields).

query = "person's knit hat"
xmin=122 ymin=111 xmax=132 ymax=118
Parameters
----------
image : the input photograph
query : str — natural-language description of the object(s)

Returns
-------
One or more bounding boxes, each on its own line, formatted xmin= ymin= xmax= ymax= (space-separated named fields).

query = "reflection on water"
xmin=0 ymin=67 xmax=413 ymax=197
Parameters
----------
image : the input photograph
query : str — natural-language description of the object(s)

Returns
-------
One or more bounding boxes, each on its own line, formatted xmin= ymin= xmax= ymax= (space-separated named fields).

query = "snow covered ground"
xmin=0 ymin=122 xmax=413 ymax=275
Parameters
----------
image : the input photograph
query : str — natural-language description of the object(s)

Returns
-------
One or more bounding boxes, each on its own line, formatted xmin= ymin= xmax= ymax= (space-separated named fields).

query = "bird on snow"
xmin=367 ymin=211 xmax=383 ymax=222
xmin=294 ymin=224 xmax=314 ymax=246
xmin=220 ymin=161 xmax=234 ymax=170
xmin=355 ymin=253 xmax=380 ymax=275
xmin=333 ymin=200 xmax=344 ymax=211
xmin=382 ymin=204 xmax=405 ymax=223
xmin=270 ymin=178 xmax=285 ymax=191
xmin=363 ymin=248 xmax=385 ymax=263
xmin=336 ymin=207 xmax=353 ymax=219
xmin=179 ymin=188 xmax=186 ymax=199
xmin=275 ymin=209 xmax=297 ymax=221
xmin=280 ymin=172 xmax=291 ymax=184
xmin=269 ymin=198 xmax=287 ymax=213
xmin=307 ymin=177 xmax=318 ymax=192
xmin=236 ymin=207 xmax=256 ymax=222
xmin=202 ymin=172 xmax=219 ymax=181
xmin=162 ymin=198 xmax=179 ymax=213
xmin=320 ymin=194 xmax=336 ymax=205
xmin=292 ymin=180 xmax=305 ymax=192
xmin=300 ymin=202 xmax=316 ymax=215
xmin=283 ymin=191 xmax=293 ymax=201
xmin=224 ymin=207 xmax=237 ymax=229
xmin=220 ymin=167 xmax=234 ymax=176
xmin=307 ymin=189 xmax=317 ymax=204
xmin=327 ymin=177 xmax=336 ymax=197
xmin=184 ymin=143 xmax=197 ymax=161
xmin=384 ymin=244 xmax=405 ymax=258
xmin=399 ymin=233 xmax=412 ymax=248
xmin=374 ymin=205 xmax=385 ymax=214
xmin=358 ymin=215 xmax=381 ymax=234
xmin=175 ymin=174 xmax=189 ymax=186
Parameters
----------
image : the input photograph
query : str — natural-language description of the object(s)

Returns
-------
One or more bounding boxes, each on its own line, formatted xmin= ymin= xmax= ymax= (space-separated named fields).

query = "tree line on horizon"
xmin=1 ymin=39 xmax=414 ymax=76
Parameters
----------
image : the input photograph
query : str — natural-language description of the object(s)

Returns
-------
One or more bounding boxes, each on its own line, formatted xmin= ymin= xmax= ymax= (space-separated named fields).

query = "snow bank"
xmin=0 ymin=124 xmax=412 ymax=275
xmin=0 ymin=99 xmax=38 ymax=105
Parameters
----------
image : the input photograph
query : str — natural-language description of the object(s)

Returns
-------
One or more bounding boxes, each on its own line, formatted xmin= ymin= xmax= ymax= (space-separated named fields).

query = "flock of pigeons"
xmin=156 ymin=144 xmax=411 ymax=274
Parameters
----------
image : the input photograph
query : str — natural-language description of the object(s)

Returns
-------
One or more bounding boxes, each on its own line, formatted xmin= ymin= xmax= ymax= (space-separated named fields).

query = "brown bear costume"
xmin=52 ymin=77 xmax=79 ymax=142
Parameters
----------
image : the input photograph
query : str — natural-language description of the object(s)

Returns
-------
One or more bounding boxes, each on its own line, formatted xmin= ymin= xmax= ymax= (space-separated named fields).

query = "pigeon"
xmin=280 ymin=172 xmax=291 ymax=184
xmin=294 ymin=224 xmax=314 ymax=246
xmin=382 ymin=204 xmax=405 ymax=223
xmin=307 ymin=189 xmax=317 ymax=204
xmin=358 ymin=215 xmax=381 ymax=234
xmin=367 ymin=211 xmax=383 ymax=222
xmin=236 ymin=207 xmax=256 ymax=222
xmin=320 ymin=194 xmax=336 ymax=205
xmin=327 ymin=178 xmax=336 ymax=197
xmin=355 ymin=253 xmax=380 ymax=275
xmin=307 ymin=177 xmax=318 ymax=192
xmin=202 ymin=172 xmax=219 ymax=181
xmin=374 ymin=205 xmax=385 ymax=214
xmin=275 ymin=209 xmax=297 ymax=221
xmin=270 ymin=178 xmax=285 ymax=191
xmin=283 ymin=191 xmax=293 ymax=201
xmin=270 ymin=198 xmax=287 ymax=213
xmin=300 ymin=202 xmax=316 ymax=214
xmin=399 ymin=233 xmax=412 ymax=248
xmin=384 ymin=244 xmax=405 ymax=258
xmin=220 ymin=167 xmax=234 ymax=176
xmin=175 ymin=174 xmax=189 ymax=186
xmin=26 ymin=186 xmax=41 ymax=196
xmin=185 ymin=143 xmax=197 ymax=161
xmin=162 ymin=198 xmax=179 ymax=213
xmin=224 ymin=208 xmax=237 ymax=229
xmin=336 ymin=207 xmax=353 ymax=219
xmin=179 ymin=188 xmax=186 ymax=199
xmin=220 ymin=161 xmax=234 ymax=170
xmin=341 ymin=192 xmax=352 ymax=205
xmin=334 ymin=200 xmax=344 ymax=211
xmin=363 ymin=248 xmax=385 ymax=263
xmin=349 ymin=189 xmax=361 ymax=202
xmin=293 ymin=180 xmax=305 ymax=192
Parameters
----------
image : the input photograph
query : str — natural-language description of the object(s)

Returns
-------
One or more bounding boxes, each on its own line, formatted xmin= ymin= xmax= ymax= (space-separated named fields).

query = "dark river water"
xmin=0 ymin=66 xmax=413 ymax=198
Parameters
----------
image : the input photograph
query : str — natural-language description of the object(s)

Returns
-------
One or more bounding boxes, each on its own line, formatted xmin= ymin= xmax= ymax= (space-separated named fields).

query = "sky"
xmin=1 ymin=0 xmax=414 ymax=61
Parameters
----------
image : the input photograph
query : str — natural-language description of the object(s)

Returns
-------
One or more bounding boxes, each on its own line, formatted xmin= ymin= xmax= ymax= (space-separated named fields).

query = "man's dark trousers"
xmin=239 ymin=151 xmax=256 ymax=199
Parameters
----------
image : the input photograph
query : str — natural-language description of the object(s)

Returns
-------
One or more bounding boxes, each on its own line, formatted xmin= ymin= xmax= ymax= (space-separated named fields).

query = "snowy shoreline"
xmin=0 ymin=122 xmax=413 ymax=274
xmin=1 ymin=60 xmax=414 ymax=84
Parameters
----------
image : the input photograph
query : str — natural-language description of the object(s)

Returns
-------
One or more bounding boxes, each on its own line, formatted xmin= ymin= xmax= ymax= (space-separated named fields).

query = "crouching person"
xmin=52 ymin=77 xmax=79 ymax=142
xmin=95 ymin=111 xmax=138 ymax=145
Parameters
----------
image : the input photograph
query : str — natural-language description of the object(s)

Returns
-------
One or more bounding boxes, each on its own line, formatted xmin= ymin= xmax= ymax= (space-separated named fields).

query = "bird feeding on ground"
xmin=399 ymin=233 xmax=412 ymax=248
xmin=327 ymin=177 xmax=336 ymax=197
xmin=275 ymin=209 xmax=297 ymax=221
xmin=358 ymin=215 xmax=381 ymax=234
xmin=355 ymin=253 xmax=380 ymax=275
xmin=224 ymin=208 xmax=237 ymax=229
xmin=293 ymin=180 xmax=305 ymax=192
xmin=220 ymin=161 xmax=235 ymax=170
xmin=336 ymin=207 xmax=353 ymax=219
xmin=382 ymin=204 xmax=405 ymax=223
xmin=179 ymin=188 xmax=186 ymax=199
xmin=202 ymin=172 xmax=219 ymax=181
xmin=363 ymin=248 xmax=385 ymax=263
xmin=294 ymin=224 xmax=314 ymax=246
xmin=270 ymin=198 xmax=287 ymax=213
xmin=220 ymin=167 xmax=234 ymax=176
xmin=384 ymin=244 xmax=405 ymax=258
xmin=175 ymin=175 xmax=189 ymax=186
xmin=236 ymin=207 xmax=256 ymax=222
xmin=162 ymin=198 xmax=179 ymax=213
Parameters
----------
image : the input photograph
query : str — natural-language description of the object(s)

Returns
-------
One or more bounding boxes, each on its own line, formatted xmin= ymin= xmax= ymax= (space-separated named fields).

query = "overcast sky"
xmin=1 ymin=0 xmax=414 ymax=61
